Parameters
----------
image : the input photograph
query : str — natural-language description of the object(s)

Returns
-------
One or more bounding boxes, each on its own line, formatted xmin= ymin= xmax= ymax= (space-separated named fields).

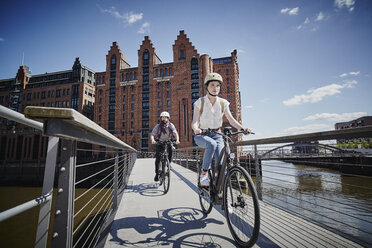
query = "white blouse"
xmin=194 ymin=95 xmax=229 ymax=129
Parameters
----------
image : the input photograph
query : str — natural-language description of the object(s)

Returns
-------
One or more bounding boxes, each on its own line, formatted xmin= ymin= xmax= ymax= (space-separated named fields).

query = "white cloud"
xmin=98 ymin=5 xmax=143 ymax=25
xmin=280 ymin=124 xmax=331 ymax=136
xmin=316 ymin=12 xmax=324 ymax=21
xmin=138 ymin=22 xmax=150 ymax=34
xmin=304 ymin=112 xmax=367 ymax=122
xmin=296 ymin=25 xmax=303 ymax=30
xmin=127 ymin=12 xmax=143 ymax=24
xmin=0 ymin=38 xmax=4 ymax=42
xmin=339 ymin=71 xmax=360 ymax=77
xmin=334 ymin=0 xmax=355 ymax=11
xmin=304 ymin=18 xmax=310 ymax=24
xmin=281 ymin=7 xmax=299 ymax=15
xmin=244 ymin=105 xmax=253 ymax=110
xmin=283 ymin=80 xmax=357 ymax=106
xmin=349 ymin=71 xmax=360 ymax=76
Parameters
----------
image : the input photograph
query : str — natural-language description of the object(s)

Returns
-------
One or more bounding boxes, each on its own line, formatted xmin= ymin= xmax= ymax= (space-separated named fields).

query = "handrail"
xmin=0 ymin=105 xmax=138 ymax=248
xmin=234 ymin=125 xmax=372 ymax=146
xmin=0 ymin=105 xmax=43 ymax=130
xmin=0 ymin=192 xmax=52 ymax=222
xmin=24 ymin=106 xmax=136 ymax=152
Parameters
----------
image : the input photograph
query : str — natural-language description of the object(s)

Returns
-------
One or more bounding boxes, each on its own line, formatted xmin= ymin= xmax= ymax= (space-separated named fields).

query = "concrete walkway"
xmin=103 ymin=158 xmax=269 ymax=247
xmin=103 ymin=158 xmax=361 ymax=248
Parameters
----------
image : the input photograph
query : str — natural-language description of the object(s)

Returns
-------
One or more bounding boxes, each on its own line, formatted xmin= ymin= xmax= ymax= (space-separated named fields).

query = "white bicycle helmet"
xmin=160 ymin=111 xmax=170 ymax=118
xmin=204 ymin=72 xmax=223 ymax=85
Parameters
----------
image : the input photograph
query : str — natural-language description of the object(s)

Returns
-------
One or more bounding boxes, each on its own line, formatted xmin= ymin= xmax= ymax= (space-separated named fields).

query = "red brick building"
xmin=0 ymin=30 xmax=242 ymax=158
xmin=95 ymin=30 xmax=242 ymax=151
xmin=0 ymin=58 xmax=96 ymax=161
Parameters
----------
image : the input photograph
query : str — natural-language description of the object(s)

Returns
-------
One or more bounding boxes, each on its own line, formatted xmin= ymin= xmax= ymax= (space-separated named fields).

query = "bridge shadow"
xmin=108 ymin=206 xmax=237 ymax=247
xmin=125 ymin=182 xmax=165 ymax=197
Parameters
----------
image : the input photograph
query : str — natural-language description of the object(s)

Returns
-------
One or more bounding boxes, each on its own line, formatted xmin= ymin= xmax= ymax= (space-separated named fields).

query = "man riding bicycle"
xmin=191 ymin=72 xmax=251 ymax=186
xmin=151 ymin=111 xmax=180 ymax=182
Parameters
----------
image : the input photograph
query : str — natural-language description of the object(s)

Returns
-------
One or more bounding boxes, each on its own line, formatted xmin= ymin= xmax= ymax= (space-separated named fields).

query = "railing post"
xmin=35 ymin=136 xmax=59 ymax=248
xmin=254 ymin=145 xmax=262 ymax=200
xmin=113 ymin=152 xmax=119 ymax=210
xmin=51 ymin=139 xmax=76 ymax=248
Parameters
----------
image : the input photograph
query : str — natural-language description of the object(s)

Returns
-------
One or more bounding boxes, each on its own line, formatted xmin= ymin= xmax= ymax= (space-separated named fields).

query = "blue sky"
xmin=1 ymin=0 xmax=371 ymax=139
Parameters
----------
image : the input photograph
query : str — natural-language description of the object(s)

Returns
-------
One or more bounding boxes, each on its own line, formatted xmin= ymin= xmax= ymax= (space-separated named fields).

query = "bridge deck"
xmin=103 ymin=158 xmax=361 ymax=247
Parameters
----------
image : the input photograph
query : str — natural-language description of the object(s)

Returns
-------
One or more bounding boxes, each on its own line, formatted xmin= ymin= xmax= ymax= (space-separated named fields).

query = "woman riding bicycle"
xmin=151 ymin=111 xmax=180 ymax=182
xmin=191 ymin=72 xmax=251 ymax=186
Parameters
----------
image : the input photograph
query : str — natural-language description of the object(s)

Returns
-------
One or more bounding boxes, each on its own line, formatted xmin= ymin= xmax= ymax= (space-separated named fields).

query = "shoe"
xmin=154 ymin=174 xmax=159 ymax=182
xmin=200 ymin=171 xmax=209 ymax=187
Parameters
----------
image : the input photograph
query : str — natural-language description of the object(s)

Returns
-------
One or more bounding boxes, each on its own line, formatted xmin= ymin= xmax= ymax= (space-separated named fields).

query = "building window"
xmin=169 ymin=68 xmax=172 ymax=76
xmin=167 ymin=100 xmax=170 ymax=107
xmin=226 ymin=69 xmax=229 ymax=75
xmin=167 ymin=91 xmax=170 ymax=98
xmin=111 ymin=55 xmax=116 ymax=70
xmin=179 ymin=49 xmax=185 ymax=60
xmin=191 ymin=58 xmax=198 ymax=70
xmin=158 ymin=101 xmax=160 ymax=108
xmin=156 ymin=69 xmax=158 ymax=77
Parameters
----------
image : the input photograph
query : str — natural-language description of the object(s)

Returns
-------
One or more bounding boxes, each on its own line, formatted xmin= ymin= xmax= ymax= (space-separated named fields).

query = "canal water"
xmin=261 ymin=160 xmax=372 ymax=247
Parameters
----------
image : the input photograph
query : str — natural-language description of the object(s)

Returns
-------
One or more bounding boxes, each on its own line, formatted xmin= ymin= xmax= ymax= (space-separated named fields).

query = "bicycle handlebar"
xmin=155 ymin=140 xmax=177 ymax=149
xmin=196 ymin=128 xmax=254 ymax=137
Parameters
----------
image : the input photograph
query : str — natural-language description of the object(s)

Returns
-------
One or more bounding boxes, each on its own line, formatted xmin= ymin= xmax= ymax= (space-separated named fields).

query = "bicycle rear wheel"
xmin=163 ymin=158 xmax=170 ymax=194
xmin=223 ymin=165 xmax=260 ymax=247
xmin=198 ymin=166 xmax=213 ymax=214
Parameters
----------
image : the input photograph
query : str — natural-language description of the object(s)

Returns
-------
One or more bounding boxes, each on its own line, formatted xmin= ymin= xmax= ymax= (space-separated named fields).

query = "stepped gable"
xmin=173 ymin=30 xmax=199 ymax=61
xmin=138 ymin=36 xmax=162 ymax=65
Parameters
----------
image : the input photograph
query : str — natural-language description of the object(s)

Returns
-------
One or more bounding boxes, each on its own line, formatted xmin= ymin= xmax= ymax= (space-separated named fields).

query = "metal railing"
xmin=173 ymin=126 xmax=372 ymax=247
xmin=0 ymin=105 xmax=137 ymax=248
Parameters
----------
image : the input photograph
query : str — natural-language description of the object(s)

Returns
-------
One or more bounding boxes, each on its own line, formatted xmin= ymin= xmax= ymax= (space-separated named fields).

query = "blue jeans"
xmin=194 ymin=133 xmax=224 ymax=171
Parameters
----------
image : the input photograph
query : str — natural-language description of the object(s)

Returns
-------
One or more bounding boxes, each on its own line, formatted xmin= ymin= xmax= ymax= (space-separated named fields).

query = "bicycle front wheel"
xmin=163 ymin=158 xmax=170 ymax=194
xmin=198 ymin=166 xmax=213 ymax=214
xmin=223 ymin=165 xmax=260 ymax=247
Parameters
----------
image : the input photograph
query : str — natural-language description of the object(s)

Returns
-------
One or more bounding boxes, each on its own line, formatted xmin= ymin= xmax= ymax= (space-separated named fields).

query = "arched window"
xmin=110 ymin=55 xmax=116 ymax=70
xmin=143 ymin=49 xmax=149 ymax=66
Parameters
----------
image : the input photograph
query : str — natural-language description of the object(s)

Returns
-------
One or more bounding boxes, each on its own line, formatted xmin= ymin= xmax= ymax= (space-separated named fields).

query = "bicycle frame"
xmin=205 ymin=127 xmax=243 ymax=202
xmin=156 ymin=140 xmax=174 ymax=164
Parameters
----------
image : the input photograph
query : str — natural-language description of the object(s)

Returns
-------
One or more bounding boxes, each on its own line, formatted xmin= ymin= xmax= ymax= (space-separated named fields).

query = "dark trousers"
xmin=155 ymin=143 xmax=173 ymax=174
